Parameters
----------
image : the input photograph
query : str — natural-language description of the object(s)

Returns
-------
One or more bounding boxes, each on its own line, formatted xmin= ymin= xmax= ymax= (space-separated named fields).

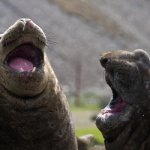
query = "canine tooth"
xmin=32 ymin=67 xmax=36 ymax=72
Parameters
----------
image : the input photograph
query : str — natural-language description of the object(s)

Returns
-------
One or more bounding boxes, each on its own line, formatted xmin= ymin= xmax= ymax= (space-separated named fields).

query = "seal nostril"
xmin=26 ymin=20 xmax=34 ymax=29
xmin=20 ymin=19 xmax=26 ymax=23
xmin=100 ymin=57 xmax=109 ymax=67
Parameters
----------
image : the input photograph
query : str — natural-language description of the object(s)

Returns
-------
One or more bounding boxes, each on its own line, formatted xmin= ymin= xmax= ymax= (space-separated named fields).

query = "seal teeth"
xmin=32 ymin=67 xmax=36 ymax=72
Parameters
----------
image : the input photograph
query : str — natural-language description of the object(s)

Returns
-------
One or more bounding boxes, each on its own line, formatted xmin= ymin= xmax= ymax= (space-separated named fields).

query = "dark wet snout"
xmin=100 ymin=56 xmax=110 ymax=68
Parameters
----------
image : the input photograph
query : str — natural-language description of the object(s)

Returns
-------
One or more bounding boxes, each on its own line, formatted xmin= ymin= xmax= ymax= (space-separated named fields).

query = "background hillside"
xmin=0 ymin=0 xmax=149 ymax=96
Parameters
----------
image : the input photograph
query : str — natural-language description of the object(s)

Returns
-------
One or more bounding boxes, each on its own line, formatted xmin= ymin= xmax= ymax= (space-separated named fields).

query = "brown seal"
xmin=0 ymin=18 xmax=77 ymax=150
xmin=96 ymin=50 xmax=150 ymax=150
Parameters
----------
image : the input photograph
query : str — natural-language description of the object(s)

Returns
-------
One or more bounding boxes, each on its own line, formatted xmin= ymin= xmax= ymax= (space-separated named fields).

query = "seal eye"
xmin=5 ymin=43 xmax=43 ymax=72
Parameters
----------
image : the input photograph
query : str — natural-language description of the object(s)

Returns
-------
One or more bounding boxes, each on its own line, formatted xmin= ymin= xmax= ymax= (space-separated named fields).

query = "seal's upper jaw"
xmin=99 ymin=52 xmax=129 ymax=118
xmin=1 ymin=18 xmax=46 ymax=73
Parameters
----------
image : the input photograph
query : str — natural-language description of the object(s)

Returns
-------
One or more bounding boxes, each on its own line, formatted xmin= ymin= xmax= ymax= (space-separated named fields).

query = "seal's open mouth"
xmin=101 ymin=77 xmax=127 ymax=117
xmin=5 ymin=43 xmax=43 ymax=72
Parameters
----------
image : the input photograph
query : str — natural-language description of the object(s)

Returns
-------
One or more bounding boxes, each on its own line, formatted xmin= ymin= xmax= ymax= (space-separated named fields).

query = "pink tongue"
xmin=8 ymin=58 xmax=34 ymax=72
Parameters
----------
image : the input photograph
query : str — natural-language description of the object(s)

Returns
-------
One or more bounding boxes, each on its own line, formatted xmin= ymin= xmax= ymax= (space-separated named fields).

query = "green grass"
xmin=69 ymin=93 xmax=104 ymax=144
xmin=76 ymin=127 xmax=104 ymax=144
xmin=71 ymin=104 xmax=100 ymax=112
xmin=68 ymin=92 xmax=102 ymax=112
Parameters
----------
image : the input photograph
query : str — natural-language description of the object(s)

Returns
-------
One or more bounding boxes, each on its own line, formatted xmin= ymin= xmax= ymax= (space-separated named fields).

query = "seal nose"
xmin=19 ymin=18 xmax=31 ymax=24
xmin=100 ymin=57 xmax=110 ymax=68
xmin=19 ymin=18 xmax=35 ymax=30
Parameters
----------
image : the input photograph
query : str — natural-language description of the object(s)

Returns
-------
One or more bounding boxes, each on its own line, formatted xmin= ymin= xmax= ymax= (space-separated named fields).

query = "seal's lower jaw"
xmin=5 ymin=43 xmax=43 ymax=73
xmin=96 ymin=80 xmax=132 ymax=140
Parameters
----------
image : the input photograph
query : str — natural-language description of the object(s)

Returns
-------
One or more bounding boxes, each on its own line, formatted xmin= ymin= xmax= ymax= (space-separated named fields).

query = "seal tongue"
xmin=8 ymin=57 xmax=34 ymax=72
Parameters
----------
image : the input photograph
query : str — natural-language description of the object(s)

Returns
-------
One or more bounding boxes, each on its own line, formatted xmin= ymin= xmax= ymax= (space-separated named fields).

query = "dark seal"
xmin=96 ymin=50 xmax=150 ymax=150
xmin=0 ymin=18 xmax=77 ymax=150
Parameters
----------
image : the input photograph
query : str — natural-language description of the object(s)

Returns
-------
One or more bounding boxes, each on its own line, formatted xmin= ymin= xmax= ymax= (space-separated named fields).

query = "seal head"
xmin=96 ymin=50 xmax=150 ymax=149
xmin=0 ymin=18 xmax=48 ymax=97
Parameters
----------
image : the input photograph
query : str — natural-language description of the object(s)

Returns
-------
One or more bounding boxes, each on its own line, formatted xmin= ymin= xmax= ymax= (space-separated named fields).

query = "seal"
xmin=96 ymin=49 xmax=150 ymax=150
xmin=0 ymin=18 xmax=77 ymax=150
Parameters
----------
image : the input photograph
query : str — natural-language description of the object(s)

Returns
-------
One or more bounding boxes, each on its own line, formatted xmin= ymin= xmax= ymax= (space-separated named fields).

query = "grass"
xmin=68 ymin=93 xmax=104 ymax=144
xmin=69 ymin=93 xmax=102 ymax=112
xmin=76 ymin=127 xmax=104 ymax=144
xmin=71 ymin=103 xmax=100 ymax=112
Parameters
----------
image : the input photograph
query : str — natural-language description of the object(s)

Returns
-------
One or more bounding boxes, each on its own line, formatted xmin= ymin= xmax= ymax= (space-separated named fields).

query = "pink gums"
xmin=101 ymin=97 xmax=127 ymax=118
xmin=105 ymin=101 xmax=127 ymax=113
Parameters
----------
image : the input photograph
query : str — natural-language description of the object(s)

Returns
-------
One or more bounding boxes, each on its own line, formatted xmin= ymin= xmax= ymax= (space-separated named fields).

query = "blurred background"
xmin=0 ymin=0 xmax=150 ymax=144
